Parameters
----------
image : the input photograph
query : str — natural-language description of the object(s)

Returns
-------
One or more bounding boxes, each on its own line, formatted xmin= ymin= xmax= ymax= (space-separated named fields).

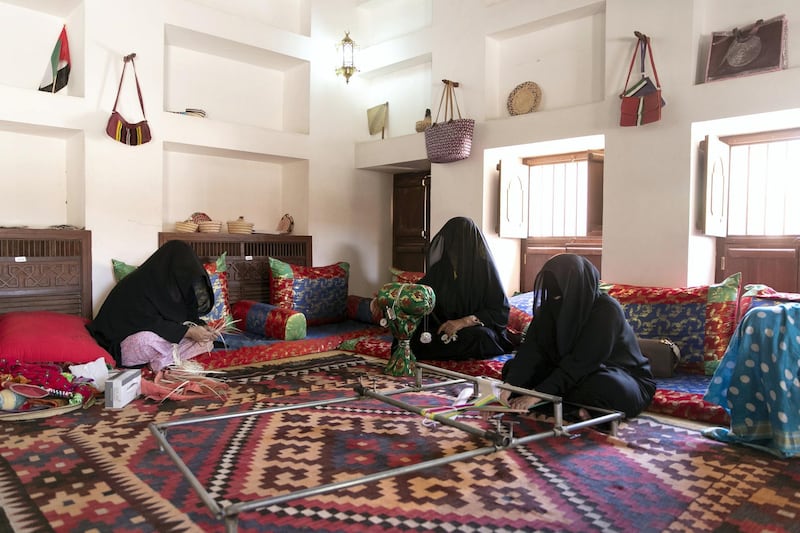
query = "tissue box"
xmin=105 ymin=369 xmax=141 ymax=408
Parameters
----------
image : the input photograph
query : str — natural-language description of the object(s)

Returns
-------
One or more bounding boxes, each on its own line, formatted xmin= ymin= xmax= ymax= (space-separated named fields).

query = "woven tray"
xmin=507 ymin=81 xmax=542 ymax=116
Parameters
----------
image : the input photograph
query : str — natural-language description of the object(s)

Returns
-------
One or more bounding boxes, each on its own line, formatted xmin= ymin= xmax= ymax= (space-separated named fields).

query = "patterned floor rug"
xmin=1 ymin=353 xmax=798 ymax=533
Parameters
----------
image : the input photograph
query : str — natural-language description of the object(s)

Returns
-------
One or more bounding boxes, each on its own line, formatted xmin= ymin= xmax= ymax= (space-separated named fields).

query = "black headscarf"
xmin=530 ymin=253 xmax=600 ymax=360
xmin=87 ymin=240 xmax=213 ymax=365
xmin=419 ymin=216 xmax=509 ymax=333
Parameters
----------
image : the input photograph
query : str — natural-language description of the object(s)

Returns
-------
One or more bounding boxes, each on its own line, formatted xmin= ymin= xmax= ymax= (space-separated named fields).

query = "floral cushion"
xmin=600 ymin=272 xmax=741 ymax=375
xmin=390 ymin=267 xmax=425 ymax=284
xmin=507 ymin=306 xmax=533 ymax=342
xmin=199 ymin=252 xmax=234 ymax=331
xmin=346 ymin=295 xmax=383 ymax=325
xmin=231 ymin=300 xmax=306 ymax=341
xmin=269 ymin=258 xmax=349 ymax=325
xmin=738 ymin=284 xmax=800 ymax=319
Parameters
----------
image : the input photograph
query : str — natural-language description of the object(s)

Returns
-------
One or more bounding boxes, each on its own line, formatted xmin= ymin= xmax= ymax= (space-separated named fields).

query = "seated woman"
xmin=407 ymin=216 xmax=513 ymax=361
xmin=87 ymin=240 xmax=217 ymax=371
xmin=500 ymin=254 xmax=656 ymax=419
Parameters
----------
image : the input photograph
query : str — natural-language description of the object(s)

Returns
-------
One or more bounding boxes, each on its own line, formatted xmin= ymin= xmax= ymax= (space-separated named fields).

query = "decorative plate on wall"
xmin=507 ymin=81 xmax=542 ymax=116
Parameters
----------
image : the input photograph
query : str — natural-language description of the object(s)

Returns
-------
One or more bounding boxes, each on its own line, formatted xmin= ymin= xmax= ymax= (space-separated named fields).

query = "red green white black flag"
xmin=39 ymin=25 xmax=70 ymax=93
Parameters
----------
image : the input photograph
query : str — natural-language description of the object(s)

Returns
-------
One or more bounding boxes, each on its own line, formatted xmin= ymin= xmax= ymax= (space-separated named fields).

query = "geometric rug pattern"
xmin=1 ymin=353 xmax=798 ymax=532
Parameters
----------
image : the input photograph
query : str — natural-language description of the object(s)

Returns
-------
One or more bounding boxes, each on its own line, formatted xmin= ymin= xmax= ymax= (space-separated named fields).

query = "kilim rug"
xmin=1 ymin=353 xmax=798 ymax=533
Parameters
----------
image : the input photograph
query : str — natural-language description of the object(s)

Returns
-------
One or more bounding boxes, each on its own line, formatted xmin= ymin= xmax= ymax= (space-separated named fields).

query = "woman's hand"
xmin=437 ymin=315 xmax=483 ymax=337
xmin=185 ymin=324 xmax=215 ymax=343
xmin=507 ymin=395 xmax=541 ymax=412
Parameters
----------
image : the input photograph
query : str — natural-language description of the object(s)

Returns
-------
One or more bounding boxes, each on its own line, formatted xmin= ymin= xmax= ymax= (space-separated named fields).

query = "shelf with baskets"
xmin=162 ymin=141 xmax=309 ymax=235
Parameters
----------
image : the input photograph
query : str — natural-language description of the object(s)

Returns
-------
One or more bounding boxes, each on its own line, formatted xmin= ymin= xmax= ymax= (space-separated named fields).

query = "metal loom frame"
xmin=149 ymin=362 xmax=624 ymax=532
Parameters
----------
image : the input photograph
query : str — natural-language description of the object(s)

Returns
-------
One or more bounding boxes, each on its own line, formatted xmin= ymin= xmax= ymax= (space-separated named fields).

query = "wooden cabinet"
xmin=392 ymin=173 xmax=430 ymax=273
xmin=520 ymin=237 xmax=602 ymax=293
xmin=717 ymin=236 xmax=799 ymax=292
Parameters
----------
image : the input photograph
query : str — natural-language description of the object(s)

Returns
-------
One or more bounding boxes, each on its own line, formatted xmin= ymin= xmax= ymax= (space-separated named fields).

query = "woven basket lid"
xmin=227 ymin=216 xmax=254 ymax=234
xmin=507 ymin=81 xmax=542 ymax=116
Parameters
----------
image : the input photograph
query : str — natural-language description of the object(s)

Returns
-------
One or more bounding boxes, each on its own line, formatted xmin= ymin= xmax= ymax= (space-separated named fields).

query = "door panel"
xmin=520 ymin=238 xmax=603 ymax=293
xmin=718 ymin=236 xmax=799 ymax=292
xmin=393 ymin=173 xmax=430 ymax=272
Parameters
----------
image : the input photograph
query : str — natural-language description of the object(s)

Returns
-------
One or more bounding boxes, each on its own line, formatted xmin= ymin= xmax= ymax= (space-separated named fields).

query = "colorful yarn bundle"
xmin=375 ymin=282 xmax=435 ymax=376
xmin=0 ymin=359 xmax=97 ymax=407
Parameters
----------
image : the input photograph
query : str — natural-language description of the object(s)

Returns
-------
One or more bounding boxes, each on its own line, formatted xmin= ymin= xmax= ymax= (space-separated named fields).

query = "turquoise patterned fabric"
xmin=703 ymin=303 xmax=800 ymax=458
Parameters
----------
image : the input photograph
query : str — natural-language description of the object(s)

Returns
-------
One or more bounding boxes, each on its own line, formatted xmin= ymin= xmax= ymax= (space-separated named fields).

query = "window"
xmin=499 ymin=149 xmax=604 ymax=291
xmin=523 ymin=151 xmax=603 ymax=237
xmin=706 ymin=128 xmax=800 ymax=237
xmin=708 ymin=128 xmax=800 ymax=292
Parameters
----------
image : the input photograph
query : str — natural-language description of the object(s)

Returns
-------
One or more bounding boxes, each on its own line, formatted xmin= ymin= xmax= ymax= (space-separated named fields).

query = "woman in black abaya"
xmin=500 ymin=254 xmax=655 ymax=418
xmin=87 ymin=240 xmax=217 ymax=371
xmin=408 ymin=216 xmax=513 ymax=360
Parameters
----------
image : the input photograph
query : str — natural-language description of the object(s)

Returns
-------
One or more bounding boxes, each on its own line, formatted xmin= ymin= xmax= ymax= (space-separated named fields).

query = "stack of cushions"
xmin=600 ymin=272 xmax=741 ymax=375
xmin=232 ymin=301 xmax=307 ymax=340
xmin=268 ymin=257 xmax=350 ymax=326
xmin=113 ymin=255 xmax=352 ymax=340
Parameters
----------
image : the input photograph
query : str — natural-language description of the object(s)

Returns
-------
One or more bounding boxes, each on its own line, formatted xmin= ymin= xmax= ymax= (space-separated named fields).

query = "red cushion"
xmin=0 ymin=311 xmax=114 ymax=365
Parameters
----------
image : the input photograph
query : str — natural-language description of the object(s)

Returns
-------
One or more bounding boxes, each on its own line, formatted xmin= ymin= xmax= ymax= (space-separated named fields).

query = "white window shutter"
xmin=703 ymin=134 xmax=730 ymax=237
xmin=498 ymin=159 xmax=529 ymax=238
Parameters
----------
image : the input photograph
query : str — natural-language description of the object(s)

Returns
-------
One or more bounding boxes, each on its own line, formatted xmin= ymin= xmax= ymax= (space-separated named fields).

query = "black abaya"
xmin=409 ymin=216 xmax=512 ymax=360
xmin=87 ymin=240 xmax=214 ymax=366
xmin=501 ymin=254 xmax=656 ymax=418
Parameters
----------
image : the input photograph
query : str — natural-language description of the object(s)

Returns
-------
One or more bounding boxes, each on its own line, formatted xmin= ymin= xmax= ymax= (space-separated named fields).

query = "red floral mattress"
xmin=196 ymin=319 xmax=727 ymax=425
xmin=341 ymin=333 xmax=729 ymax=425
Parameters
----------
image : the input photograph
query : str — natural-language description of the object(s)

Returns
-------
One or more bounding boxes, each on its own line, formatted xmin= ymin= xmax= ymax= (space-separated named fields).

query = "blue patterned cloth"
xmin=703 ymin=303 xmax=800 ymax=458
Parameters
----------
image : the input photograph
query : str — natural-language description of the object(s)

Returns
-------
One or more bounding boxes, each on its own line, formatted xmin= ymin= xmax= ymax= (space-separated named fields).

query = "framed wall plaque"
xmin=704 ymin=14 xmax=787 ymax=82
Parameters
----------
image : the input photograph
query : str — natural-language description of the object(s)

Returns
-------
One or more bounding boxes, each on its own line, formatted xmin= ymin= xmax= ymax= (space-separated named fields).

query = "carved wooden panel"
xmin=0 ymin=228 xmax=92 ymax=319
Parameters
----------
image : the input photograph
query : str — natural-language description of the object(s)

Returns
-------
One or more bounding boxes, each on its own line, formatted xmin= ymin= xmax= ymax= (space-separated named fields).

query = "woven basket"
xmin=175 ymin=221 xmax=199 ymax=233
xmin=227 ymin=216 xmax=254 ymax=234
xmin=198 ymin=220 xmax=223 ymax=233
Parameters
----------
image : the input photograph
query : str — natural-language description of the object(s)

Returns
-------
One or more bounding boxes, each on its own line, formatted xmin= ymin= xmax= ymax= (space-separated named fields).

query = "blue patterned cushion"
xmin=269 ymin=258 xmax=349 ymax=325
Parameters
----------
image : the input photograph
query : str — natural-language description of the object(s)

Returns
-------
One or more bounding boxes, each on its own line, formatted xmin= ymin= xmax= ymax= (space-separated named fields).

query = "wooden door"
xmin=392 ymin=172 xmax=430 ymax=272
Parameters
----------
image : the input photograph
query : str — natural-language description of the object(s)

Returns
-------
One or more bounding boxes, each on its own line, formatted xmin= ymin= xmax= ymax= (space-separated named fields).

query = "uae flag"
xmin=39 ymin=25 xmax=70 ymax=93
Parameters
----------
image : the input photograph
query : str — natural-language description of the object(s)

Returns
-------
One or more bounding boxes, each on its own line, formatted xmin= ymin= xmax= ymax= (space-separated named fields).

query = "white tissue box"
xmin=105 ymin=369 xmax=142 ymax=409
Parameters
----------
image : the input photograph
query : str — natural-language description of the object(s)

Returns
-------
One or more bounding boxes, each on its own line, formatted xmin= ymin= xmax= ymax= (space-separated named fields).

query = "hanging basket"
xmin=424 ymin=79 xmax=474 ymax=163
